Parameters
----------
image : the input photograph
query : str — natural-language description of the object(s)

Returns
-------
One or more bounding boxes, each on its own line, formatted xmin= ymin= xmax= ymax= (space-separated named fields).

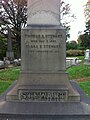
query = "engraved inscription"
xmin=25 ymin=34 xmax=63 ymax=53
xmin=19 ymin=90 xmax=68 ymax=102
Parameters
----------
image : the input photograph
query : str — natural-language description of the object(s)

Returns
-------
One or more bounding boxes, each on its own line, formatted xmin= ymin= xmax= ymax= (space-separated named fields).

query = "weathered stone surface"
xmin=5 ymin=26 xmax=80 ymax=102
xmin=84 ymin=49 xmax=90 ymax=65
xmin=1 ymin=114 xmax=90 ymax=120
xmin=21 ymin=26 xmax=66 ymax=72
xmin=27 ymin=0 xmax=61 ymax=25
xmin=0 ymin=0 xmax=90 ymax=119
xmin=6 ymin=27 xmax=14 ymax=59
xmin=0 ymin=81 xmax=90 ymax=119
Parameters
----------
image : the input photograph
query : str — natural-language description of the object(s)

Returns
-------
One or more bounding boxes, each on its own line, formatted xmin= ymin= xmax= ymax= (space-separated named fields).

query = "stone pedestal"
xmin=0 ymin=26 xmax=90 ymax=119
xmin=0 ymin=81 xmax=90 ymax=119
xmin=6 ymin=26 xmax=80 ymax=102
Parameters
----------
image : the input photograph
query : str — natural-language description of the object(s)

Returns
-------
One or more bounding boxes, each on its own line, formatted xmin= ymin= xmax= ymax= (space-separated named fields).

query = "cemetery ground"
xmin=0 ymin=56 xmax=90 ymax=97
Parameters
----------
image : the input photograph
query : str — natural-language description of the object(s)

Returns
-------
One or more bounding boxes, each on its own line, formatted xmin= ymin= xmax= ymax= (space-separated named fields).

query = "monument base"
xmin=5 ymin=72 xmax=80 ymax=102
xmin=6 ymin=51 xmax=14 ymax=60
xmin=0 ymin=81 xmax=90 ymax=119
xmin=84 ymin=60 xmax=90 ymax=65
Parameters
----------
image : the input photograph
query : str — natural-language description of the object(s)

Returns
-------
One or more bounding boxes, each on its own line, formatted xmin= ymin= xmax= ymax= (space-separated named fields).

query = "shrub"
xmin=66 ymin=41 xmax=78 ymax=50
xmin=66 ymin=50 xmax=84 ymax=57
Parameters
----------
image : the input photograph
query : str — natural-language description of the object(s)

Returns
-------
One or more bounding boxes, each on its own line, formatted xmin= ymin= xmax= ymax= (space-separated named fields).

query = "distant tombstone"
xmin=85 ymin=49 xmax=90 ymax=59
xmin=84 ymin=49 xmax=90 ymax=65
xmin=6 ymin=27 xmax=14 ymax=61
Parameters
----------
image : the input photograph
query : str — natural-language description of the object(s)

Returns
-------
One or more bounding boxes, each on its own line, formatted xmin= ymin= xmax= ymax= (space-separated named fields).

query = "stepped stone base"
xmin=0 ymin=81 xmax=90 ymax=119
xmin=6 ymin=84 xmax=80 ymax=102
xmin=5 ymin=72 xmax=80 ymax=102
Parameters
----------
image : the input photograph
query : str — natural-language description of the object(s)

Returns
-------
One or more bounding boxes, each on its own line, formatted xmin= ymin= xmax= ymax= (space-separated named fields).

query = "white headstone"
xmin=27 ymin=0 xmax=61 ymax=25
xmin=85 ymin=49 xmax=90 ymax=60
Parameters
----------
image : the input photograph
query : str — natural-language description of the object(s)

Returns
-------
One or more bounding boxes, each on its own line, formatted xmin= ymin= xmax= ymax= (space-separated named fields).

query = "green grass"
xmin=0 ymin=81 xmax=12 ymax=94
xmin=0 ymin=67 xmax=20 ymax=82
xmin=79 ymin=81 xmax=90 ymax=97
xmin=67 ymin=61 xmax=90 ymax=97
xmin=0 ymin=67 xmax=20 ymax=94
xmin=77 ymin=56 xmax=85 ymax=61
xmin=67 ymin=63 xmax=90 ymax=80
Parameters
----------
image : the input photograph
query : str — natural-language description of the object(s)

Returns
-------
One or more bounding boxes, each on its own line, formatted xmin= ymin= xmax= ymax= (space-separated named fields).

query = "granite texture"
xmin=5 ymin=26 xmax=80 ymax=102
xmin=0 ymin=81 xmax=90 ymax=119
xmin=21 ymin=26 xmax=66 ymax=72
xmin=0 ymin=0 xmax=90 ymax=119
xmin=27 ymin=0 xmax=60 ymax=25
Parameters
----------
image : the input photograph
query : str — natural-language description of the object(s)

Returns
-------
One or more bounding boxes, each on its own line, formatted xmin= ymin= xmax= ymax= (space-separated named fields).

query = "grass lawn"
xmin=67 ymin=60 xmax=90 ymax=97
xmin=0 ymin=81 xmax=12 ymax=94
xmin=67 ymin=63 xmax=90 ymax=80
xmin=77 ymin=56 xmax=85 ymax=61
xmin=0 ymin=57 xmax=90 ymax=97
xmin=79 ymin=81 xmax=90 ymax=97
xmin=0 ymin=67 xmax=20 ymax=94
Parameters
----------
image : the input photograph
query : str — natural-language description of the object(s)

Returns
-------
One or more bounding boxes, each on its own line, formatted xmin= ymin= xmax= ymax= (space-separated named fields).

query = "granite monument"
xmin=6 ymin=0 xmax=80 ymax=102
xmin=6 ymin=27 xmax=14 ymax=60
xmin=0 ymin=0 xmax=90 ymax=119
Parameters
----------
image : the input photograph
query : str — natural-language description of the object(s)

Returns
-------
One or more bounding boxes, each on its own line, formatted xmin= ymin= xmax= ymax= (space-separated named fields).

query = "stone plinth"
xmin=0 ymin=81 xmax=90 ymax=119
xmin=5 ymin=26 xmax=80 ymax=102
xmin=0 ymin=25 xmax=90 ymax=119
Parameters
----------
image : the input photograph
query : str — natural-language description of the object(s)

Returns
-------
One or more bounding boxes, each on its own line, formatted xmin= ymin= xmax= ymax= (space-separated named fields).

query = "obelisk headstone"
xmin=6 ymin=0 xmax=80 ymax=102
xmin=1 ymin=0 xmax=90 ymax=119
xmin=6 ymin=27 xmax=14 ymax=60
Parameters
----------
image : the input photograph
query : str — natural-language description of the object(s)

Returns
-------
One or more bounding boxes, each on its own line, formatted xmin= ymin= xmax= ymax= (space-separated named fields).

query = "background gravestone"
xmin=84 ymin=49 xmax=90 ymax=65
xmin=6 ymin=27 xmax=14 ymax=61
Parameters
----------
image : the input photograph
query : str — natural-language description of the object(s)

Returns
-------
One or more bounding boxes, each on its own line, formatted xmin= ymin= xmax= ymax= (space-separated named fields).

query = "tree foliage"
xmin=0 ymin=0 xmax=75 ymax=58
xmin=85 ymin=20 xmax=90 ymax=34
xmin=0 ymin=0 xmax=27 ymax=57
xmin=0 ymin=34 xmax=7 ymax=59
xmin=84 ymin=1 xmax=90 ymax=23
xmin=77 ymin=34 xmax=90 ymax=49
xmin=66 ymin=41 xmax=78 ymax=50
xmin=77 ymin=21 xmax=90 ymax=49
xmin=60 ymin=1 xmax=76 ymax=40
xmin=80 ymin=1 xmax=90 ymax=49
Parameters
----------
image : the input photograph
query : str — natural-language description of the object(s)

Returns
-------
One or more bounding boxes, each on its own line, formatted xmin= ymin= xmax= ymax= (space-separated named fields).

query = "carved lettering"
xmin=19 ymin=90 xmax=68 ymax=102
xmin=25 ymin=33 xmax=63 ymax=53
xmin=25 ymin=34 xmax=62 ymax=38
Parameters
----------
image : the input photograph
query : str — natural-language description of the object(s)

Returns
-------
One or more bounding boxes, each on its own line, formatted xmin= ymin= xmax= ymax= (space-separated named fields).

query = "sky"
xmin=64 ymin=0 xmax=87 ymax=41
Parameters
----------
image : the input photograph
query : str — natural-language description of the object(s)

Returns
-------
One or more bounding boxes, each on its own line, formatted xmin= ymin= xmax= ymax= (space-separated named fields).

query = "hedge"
xmin=66 ymin=50 xmax=84 ymax=57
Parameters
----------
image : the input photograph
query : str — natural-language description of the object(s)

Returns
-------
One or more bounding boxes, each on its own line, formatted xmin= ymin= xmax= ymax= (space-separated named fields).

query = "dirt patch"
xmin=75 ymin=77 xmax=90 ymax=82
